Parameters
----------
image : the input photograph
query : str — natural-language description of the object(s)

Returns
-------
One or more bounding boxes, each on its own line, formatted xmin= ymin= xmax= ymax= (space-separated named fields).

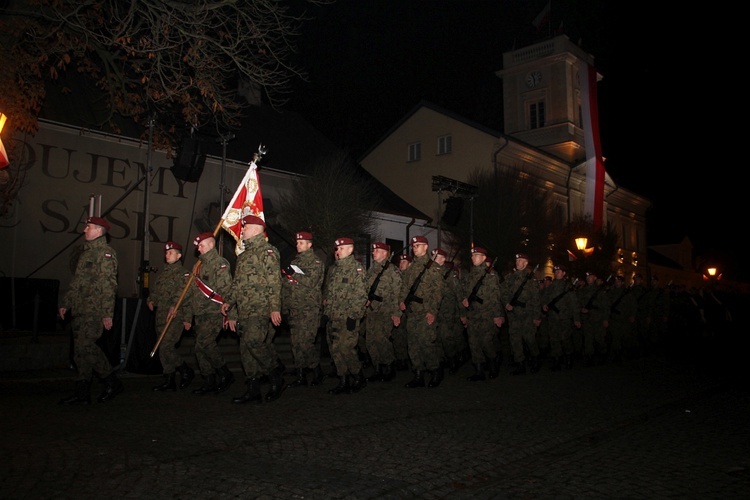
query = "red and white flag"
xmin=0 ymin=113 xmax=9 ymax=169
xmin=532 ymin=1 xmax=551 ymax=32
xmin=580 ymin=62 xmax=606 ymax=232
xmin=221 ymin=157 xmax=265 ymax=255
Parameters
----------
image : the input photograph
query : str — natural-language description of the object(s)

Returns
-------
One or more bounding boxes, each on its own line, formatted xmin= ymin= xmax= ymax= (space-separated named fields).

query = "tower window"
xmin=530 ymin=101 xmax=546 ymax=129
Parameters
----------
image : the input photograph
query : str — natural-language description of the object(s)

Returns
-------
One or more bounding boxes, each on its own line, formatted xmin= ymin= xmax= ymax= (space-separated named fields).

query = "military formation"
xmin=59 ymin=217 xmax=717 ymax=406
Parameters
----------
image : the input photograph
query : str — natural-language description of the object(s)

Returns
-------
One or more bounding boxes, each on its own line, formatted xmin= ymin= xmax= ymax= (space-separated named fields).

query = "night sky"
xmin=285 ymin=1 xmax=739 ymax=281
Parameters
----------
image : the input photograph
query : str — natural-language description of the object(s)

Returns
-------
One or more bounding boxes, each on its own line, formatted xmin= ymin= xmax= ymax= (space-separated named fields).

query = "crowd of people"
xmin=57 ymin=216 xmax=738 ymax=405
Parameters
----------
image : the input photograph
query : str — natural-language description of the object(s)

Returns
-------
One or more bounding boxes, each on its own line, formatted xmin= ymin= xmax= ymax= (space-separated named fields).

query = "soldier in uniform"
xmin=607 ymin=275 xmax=637 ymax=362
xmin=536 ymin=276 xmax=553 ymax=359
xmin=398 ymin=236 xmax=444 ymax=388
xmin=364 ymin=242 xmax=402 ymax=383
xmin=282 ymin=231 xmax=326 ymax=388
xmin=322 ymin=237 xmax=368 ymax=394
xmin=220 ymin=215 xmax=284 ymax=403
xmin=185 ymin=232 xmax=235 ymax=395
xmin=59 ymin=216 xmax=123 ymax=404
xmin=499 ymin=253 xmax=542 ymax=375
xmin=460 ymin=247 xmax=504 ymax=381
xmin=630 ymin=273 xmax=654 ymax=358
xmin=578 ymin=271 xmax=610 ymax=365
xmin=540 ymin=265 xmax=581 ymax=370
xmin=148 ymin=241 xmax=194 ymax=391
xmin=433 ymin=249 xmax=467 ymax=375
xmin=392 ymin=254 xmax=412 ymax=371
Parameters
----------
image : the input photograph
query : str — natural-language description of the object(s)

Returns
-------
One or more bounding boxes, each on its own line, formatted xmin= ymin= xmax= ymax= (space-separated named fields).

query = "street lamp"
xmin=703 ymin=266 xmax=722 ymax=282
xmin=575 ymin=237 xmax=588 ymax=251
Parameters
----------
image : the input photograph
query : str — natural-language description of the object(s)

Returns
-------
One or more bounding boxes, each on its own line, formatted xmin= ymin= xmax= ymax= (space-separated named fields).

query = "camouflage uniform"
xmin=322 ymin=253 xmax=368 ymax=378
xmin=630 ymin=276 xmax=654 ymax=356
xmin=607 ymin=279 xmax=637 ymax=361
xmin=461 ymin=262 xmax=503 ymax=379
xmin=540 ymin=276 xmax=581 ymax=369
xmin=577 ymin=277 xmax=610 ymax=363
xmin=282 ymin=246 xmax=325 ymax=375
xmin=223 ymin=233 xmax=282 ymax=379
xmin=437 ymin=264 xmax=467 ymax=373
xmin=187 ymin=247 xmax=232 ymax=377
xmin=499 ymin=265 xmax=542 ymax=372
xmin=364 ymin=258 xmax=401 ymax=380
xmin=150 ymin=260 xmax=191 ymax=375
xmin=399 ymin=254 xmax=444 ymax=378
xmin=62 ymin=235 xmax=118 ymax=381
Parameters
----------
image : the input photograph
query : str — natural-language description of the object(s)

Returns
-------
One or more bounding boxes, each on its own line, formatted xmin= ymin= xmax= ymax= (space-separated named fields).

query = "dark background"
xmin=285 ymin=1 xmax=738 ymax=280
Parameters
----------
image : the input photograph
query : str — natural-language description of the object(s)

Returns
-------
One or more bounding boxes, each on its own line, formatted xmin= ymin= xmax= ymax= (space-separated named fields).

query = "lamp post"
xmin=575 ymin=237 xmax=588 ymax=251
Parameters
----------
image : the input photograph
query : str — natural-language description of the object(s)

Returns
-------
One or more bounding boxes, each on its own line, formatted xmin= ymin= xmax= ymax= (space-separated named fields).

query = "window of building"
xmin=437 ymin=135 xmax=452 ymax=155
xmin=530 ymin=100 xmax=546 ymax=129
xmin=408 ymin=142 xmax=421 ymax=162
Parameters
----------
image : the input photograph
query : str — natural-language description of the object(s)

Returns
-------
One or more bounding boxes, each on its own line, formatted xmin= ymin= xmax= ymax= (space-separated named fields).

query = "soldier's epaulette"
xmin=104 ymin=253 xmax=113 ymax=258
xmin=266 ymin=249 xmax=274 ymax=254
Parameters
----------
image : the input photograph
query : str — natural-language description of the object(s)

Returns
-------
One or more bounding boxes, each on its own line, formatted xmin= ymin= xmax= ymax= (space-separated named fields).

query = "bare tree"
xmin=0 ymin=0 xmax=330 ymax=150
xmin=275 ymin=150 xmax=381 ymax=265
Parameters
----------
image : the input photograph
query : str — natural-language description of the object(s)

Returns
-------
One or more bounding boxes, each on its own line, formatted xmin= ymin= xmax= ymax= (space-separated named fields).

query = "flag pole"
xmin=150 ymin=145 xmax=266 ymax=357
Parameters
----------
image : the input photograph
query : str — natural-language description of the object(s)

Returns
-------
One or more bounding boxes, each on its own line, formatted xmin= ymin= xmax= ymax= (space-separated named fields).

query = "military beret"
xmin=372 ymin=242 xmax=390 ymax=252
xmin=544 ymin=276 xmax=553 ymax=281
xmin=585 ymin=271 xmax=597 ymax=277
xmin=241 ymin=214 xmax=265 ymax=227
xmin=193 ymin=232 xmax=214 ymax=246
xmin=165 ymin=241 xmax=182 ymax=252
xmin=431 ymin=247 xmax=447 ymax=257
xmin=335 ymin=237 xmax=354 ymax=247
xmin=515 ymin=253 xmax=529 ymax=261
xmin=471 ymin=247 xmax=488 ymax=255
xmin=86 ymin=216 xmax=110 ymax=231
xmin=296 ymin=231 xmax=313 ymax=241
xmin=398 ymin=254 xmax=413 ymax=262
xmin=553 ymin=265 xmax=566 ymax=272
xmin=615 ymin=275 xmax=624 ymax=281
xmin=410 ymin=235 xmax=428 ymax=245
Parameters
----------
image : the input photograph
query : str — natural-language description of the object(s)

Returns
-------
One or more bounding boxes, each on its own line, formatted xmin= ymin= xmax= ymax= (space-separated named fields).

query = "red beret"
xmin=165 ymin=241 xmax=182 ymax=252
xmin=193 ymin=232 xmax=214 ymax=246
xmin=398 ymin=254 xmax=413 ymax=262
xmin=515 ymin=253 xmax=529 ymax=261
xmin=585 ymin=271 xmax=597 ymax=277
xmin=471 ymin=247 xmax=488 ymax=255
xmin=296 ymin=231 xmax=313 ymax=241
xmin=372 ymin=242 xmax=390 ymax=252
xmin=86 ymin=216 xmax=110 ymax=231
xmin=431 ymin=247 xmax=447 ymax=257
xmin=410 ymin=235 xmax=428 ymax=245
xmin=553 ymin=265 xmax=566 ymax=272
xmin=241 ymin=214 xmax=265 ymax=227
xmin=335 ymin=237 xmax=354 ymax=247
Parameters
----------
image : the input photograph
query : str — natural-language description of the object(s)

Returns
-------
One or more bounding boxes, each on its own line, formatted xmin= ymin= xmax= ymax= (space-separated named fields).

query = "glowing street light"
xmin=575 ymin=237 xmax=588 ymax=251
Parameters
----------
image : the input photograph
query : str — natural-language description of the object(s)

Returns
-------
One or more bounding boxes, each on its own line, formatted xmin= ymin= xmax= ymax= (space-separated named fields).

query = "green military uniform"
xmin=607 ymin=277 xmax=637 ymax=361
xmin=577 ymin=274 xmax=611 ymax=364
xmin=62 ymin=235 xmax=118 ymax=382
xmin=322 ymin=249 xmax=368 ymax=388
xmin=223 ymin=232 xmax=282 ymax=392
xmin=399 ymin=252 xmax=444 ymax=385
xmin=282 ymin=245 xmax=325 ymax=384
xmin=436 ymin=263 xmax=467 ymax=375
xmin=540 ymin=273 xmax=580 ymax=369
xmin=364 ymin=255 xmax=401 ymax=381
xmin=461 ymin=256 xmax=503 ymax=380
xmin=499 ymin=258 xmax=541 ymax=374
xmin=187 ymin=244 xmax=233 ymax=391
xmin=630 ymin=275 xmax=654 ymax=357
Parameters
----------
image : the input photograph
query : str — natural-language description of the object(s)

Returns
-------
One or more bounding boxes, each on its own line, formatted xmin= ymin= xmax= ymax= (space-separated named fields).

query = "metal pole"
xmin=437 ymin=188 xmax=443 ymax=248
xmin=140 ymin=117 xmax=154 ymax=297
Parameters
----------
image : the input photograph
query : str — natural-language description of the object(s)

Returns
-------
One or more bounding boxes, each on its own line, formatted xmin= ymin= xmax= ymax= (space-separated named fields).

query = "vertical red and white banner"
xmin=221 ymin=159 xmax=265 ymax=255
xmin=0 ymin=113 xmax=9 ymax=169
xmin=580 ymin=62 xmax=606 ymax=232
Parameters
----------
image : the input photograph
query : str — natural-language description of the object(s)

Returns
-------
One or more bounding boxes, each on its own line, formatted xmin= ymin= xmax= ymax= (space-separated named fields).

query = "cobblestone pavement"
xmin=2 ymin=337 xmax=748 ymax=500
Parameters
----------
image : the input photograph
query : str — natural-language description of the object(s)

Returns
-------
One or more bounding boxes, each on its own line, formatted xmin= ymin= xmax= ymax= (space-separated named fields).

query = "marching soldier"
xmin=322 ymin=237 xmax=369 ymax=394
xmin=221 ymin=215 xmax=284 ymax=403
xmin=58 ymin=216 xmax=123 ymax=404
xmin=578 ymin=271 xmax=610 ymax=365
xmin=540 ymin=265 xmax=581 ymax=370
xmin=282 ymin=231 xmax=326 ymax=388
xmin=398 ymin=236 xmax=444 ymax=388
xmin=433 ymin=249 xmax=467 ymax=375
xmin=392 ymin=254 xmax=413 ymax=371
xmin=460 ymin=247 xmax=504 ymax=381
xmin=499 ymin=253 xmax=542 ymax=375
xmin=364 ymin=242 xmax=402 ymax=382
xmin=607 ymin=275 xmax=637 ymax=362
xmin=148 ymin=241 xmax=194 ymax=391
xmin=185 ymin=232 xmax=235 ymax=395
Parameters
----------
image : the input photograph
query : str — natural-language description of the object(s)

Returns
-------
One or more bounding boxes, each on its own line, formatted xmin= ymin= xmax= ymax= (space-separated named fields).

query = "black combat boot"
xmin=215 ymin=365 xmax=235 ymax=394
xmin=404 ymin=370 xmax=424 ymax=388
xmin=447 ymin=355 xmax=459 ymax=375
xmin=153 ymin=372 xmax=177 ymax=392
xmin=178 ymin=362 xmax=195 ymax=389
xmin=192 ymin=374 xmax=217 ymax=395
xmin=367 ymin=364 xmax=384 ymax=383
xmin=265 ymin=367 xmax=286 ymax=402
xmin=287 ymin=368 xmax=308 ymax=388
xmin=59 ymin=379 xmax=91 ymax=405
xmin=510 ymin=361 xmax=526 ymax=375
xmin=232 ymin=378 xmax=262 ymax=404
xmin=487 ymin=357 xmax=500 ymax=379
xmin=347 ymin=371 xmax=366 ymax=393
xmin=97 ymin=372 xmax=124 ymax=403
xmin=467 ymin=363 xmax=485 ymax=382
xmin=310 ymin=365 xmax=326 ymax=386
xmin=328 ymin=374 xmax=349 ymax=395
xmin=427 ymin=367 xmax=444 ymax=388
xmin=382 ymin=363 xmax=396 ymax=382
